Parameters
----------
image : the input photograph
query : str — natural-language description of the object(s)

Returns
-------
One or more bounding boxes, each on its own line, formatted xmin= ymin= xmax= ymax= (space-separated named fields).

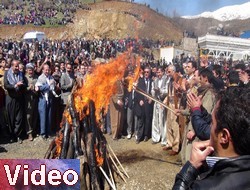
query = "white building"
xmin=160 ymin=47 xmax=191 ymax=64
xmin=198 ymin=34 xmax=250 ymax=60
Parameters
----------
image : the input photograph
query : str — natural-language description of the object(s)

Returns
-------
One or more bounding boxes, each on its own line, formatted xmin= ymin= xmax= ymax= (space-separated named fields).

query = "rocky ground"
xmin=0 ymin=134 xmax=181 ymax=189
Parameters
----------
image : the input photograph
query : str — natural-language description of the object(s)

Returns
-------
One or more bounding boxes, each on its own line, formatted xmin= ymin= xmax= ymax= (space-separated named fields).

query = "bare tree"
xmin=172 ymin=9 xmax=180 ymax=18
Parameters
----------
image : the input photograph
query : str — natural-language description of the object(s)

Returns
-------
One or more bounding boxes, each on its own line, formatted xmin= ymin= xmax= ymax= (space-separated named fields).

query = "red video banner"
xmin=0 ymin=159 xmax=80 ymax=190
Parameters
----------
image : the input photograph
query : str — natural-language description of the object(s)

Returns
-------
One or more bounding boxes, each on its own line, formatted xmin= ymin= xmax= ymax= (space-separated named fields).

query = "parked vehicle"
xmin=23 ymin=31 xmax=46 ymax=43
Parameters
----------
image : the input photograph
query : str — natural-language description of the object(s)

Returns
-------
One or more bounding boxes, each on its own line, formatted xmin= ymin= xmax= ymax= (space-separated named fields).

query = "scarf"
xmin=197 ymin=84 xmax=214 ymax=98
xmin=6 ymin=68 xmax=24 ymax=86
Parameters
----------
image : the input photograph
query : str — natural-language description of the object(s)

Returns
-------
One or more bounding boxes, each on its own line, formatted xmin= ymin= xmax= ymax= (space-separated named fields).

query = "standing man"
xmin=60 ymin=63 xmax=75 ymax=110
xmin=24 ymin=63 xmax=38 ymax=141
xmin=0 ymin=59 xmax=6 ymax=134
xmin=173 ymin=87 xmax=250 ymax=189
xmin=151 ymin=66 xmax=169 ymax=146
xmin=4 ymin=59 xmax=27 ymax=143
xmin=212 ymin=65 xmax=224 ymax=91
xmin=134 ymin=67 xmax=154 ymax=143
xmin=125 ymin=71 xmax=136 ymax=139
xmin=60 ymin=61 xmax=66 ymax=73
xmin=110 ymin=80 xmax=124 ymax=140
xmin=35 ymin=64 xmax=55 ymax=139
xmin=185 ymin=60 xmax=197 ymax=84
xmin=181 ymin=68 xmax=216 ymax=164
xmin=163 ymin=65 xmax=180 ymax=155
xmin=76 ymin=64 xmax=86 ymax=79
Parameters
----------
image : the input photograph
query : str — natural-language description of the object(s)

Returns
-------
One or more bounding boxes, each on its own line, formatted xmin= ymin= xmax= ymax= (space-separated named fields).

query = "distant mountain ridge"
xmin=182 ymin=2 xmax=250 ymax=21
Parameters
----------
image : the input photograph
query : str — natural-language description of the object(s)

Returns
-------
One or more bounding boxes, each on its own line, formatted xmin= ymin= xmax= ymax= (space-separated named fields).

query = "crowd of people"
xmin=111 ymin=57 xmax=249 ymax=152
xmin=0 ymin=37 xmax=143 ymax=142
xmin=0 ymin=37 xmax=176 ymax=68
xmin=0 ymin=36 xmax=249 ymax=188
xmin=0 ymin=0 xmax=89 ymax=26
xmin=109 ymin=55 xmax=250 ymax=188
xmin=0 ymin=37 xmax=166 ymax=142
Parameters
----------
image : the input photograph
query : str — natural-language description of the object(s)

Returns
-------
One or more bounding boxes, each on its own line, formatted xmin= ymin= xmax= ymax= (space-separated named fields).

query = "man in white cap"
xmin=24 ymin=63 xmax=38 ymax=141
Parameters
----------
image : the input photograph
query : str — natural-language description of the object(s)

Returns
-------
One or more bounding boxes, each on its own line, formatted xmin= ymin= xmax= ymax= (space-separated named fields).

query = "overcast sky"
xmin=134 ymin=0 xmax=250 ymax=16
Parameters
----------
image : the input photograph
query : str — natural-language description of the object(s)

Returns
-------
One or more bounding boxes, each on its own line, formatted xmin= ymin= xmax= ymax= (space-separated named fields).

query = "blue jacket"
xmin=191 ymin=106 xmax=211 ymax=141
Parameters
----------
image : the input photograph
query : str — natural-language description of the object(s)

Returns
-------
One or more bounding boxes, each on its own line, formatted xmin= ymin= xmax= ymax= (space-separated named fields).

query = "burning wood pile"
xmin=45 ymin=52 xmax=140 ymax=189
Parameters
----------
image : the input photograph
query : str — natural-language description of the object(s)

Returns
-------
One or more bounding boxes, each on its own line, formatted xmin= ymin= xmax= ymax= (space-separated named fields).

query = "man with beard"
xmin=173 ymin=87 xmax=250 ymax=189
xmin=60 ymin=63 xmax=75 ymax=111
xmin=4 ymin=59 xmax=27 ymax=143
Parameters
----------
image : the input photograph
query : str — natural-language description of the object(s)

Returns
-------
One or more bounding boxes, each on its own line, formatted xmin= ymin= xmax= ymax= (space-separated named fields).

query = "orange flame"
xmin=94 ymin=144 xmax=104 ymax=167
xmin=127 ymin=59 xmax=140 ymax=92
xmin=54 ymin=52 xmax=140 ymax=157
xmin=54 ymin=131 xmax=63 ymax=158
xmin=63 ymin=110 xmax=72 ymax=125
xmin=66 ymin=51 xmax=140 ymax=123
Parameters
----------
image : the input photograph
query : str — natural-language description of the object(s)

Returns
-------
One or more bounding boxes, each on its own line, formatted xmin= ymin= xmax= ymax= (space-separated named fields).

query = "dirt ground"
xmin=0 ymin=134 xmax=181 ymax=190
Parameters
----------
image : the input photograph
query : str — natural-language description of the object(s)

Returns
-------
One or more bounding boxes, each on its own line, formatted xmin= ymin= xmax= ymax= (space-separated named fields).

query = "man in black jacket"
xmin=4 ymin=59 xmax=27 ymax=143
xmin=173 ymin=86 xmax=250 ymax=189
xmin=134 ymin=67 xmax=153 ymax=143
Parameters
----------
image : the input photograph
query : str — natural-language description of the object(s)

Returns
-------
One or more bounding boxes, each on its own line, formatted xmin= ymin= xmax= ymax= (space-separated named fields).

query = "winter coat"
xmin=173 ymin=155 xmax=250 ymax=190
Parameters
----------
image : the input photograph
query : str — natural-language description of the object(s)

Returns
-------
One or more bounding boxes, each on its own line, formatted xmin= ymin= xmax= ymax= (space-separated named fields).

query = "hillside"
xmin=174 ymin=17 xmax=250 ymax=37
xmin=0 ymin=1 xmax=183 ymax=41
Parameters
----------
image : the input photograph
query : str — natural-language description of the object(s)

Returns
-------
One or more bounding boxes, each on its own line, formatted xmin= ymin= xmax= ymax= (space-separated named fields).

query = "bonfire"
xmin=45 ymin=52 xmax=140 ymax=189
